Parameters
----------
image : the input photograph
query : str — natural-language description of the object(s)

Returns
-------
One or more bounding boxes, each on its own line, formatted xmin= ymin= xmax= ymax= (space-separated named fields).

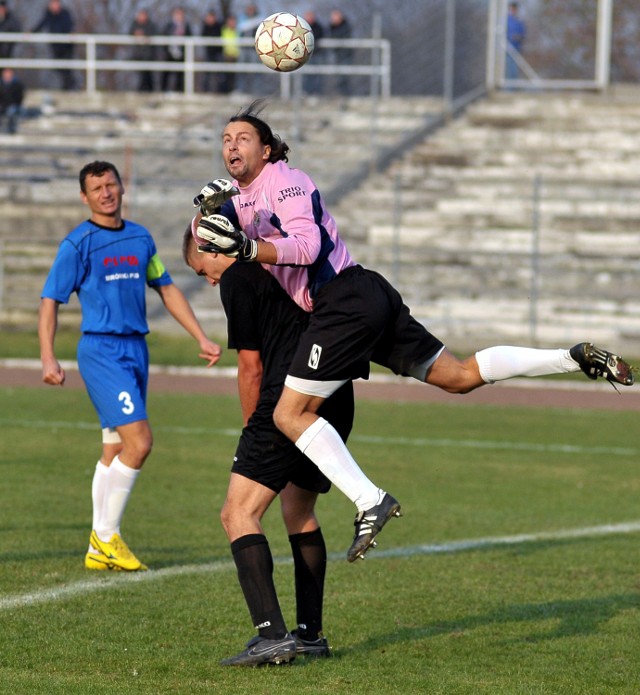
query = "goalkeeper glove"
xmin=193 ymin=179 xmax=239 ymax=216
xmin=197 ymin=214 xmax=258 ymax=262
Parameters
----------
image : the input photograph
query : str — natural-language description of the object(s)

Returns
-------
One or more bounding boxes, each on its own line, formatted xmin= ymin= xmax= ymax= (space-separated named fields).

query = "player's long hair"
xmin=229 ymin=99 xmax=290 ymax=163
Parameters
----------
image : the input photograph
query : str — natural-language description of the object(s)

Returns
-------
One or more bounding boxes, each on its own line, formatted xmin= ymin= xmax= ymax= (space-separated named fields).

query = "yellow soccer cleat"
xmin=85 ymin=550 xmax=123 ymax=571
xmin=89 ymin=530 xmax=148 ymax=571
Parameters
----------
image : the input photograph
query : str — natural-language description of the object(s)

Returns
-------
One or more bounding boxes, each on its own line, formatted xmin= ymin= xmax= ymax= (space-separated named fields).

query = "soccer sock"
xmin=96 ymin=455 xmax=140 ymax=542
xmin=295 ymin=417 xmax=382 ymax=512
xmin=90 ymin=461 xmax=110 ymax=546
xmin=475 ymin=346 xmax=579 ymax=383
xmin=289 ymin=528 xmax=326 ymax=640
xmin=230 ymin=534 xmax=288 ymax=640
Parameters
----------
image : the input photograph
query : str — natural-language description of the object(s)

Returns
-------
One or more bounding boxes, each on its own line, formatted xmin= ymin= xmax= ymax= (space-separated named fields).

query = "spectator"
xmin=237 ymin=3 xmax=261 ymax=94
xmin=161 ymin=6 xmax=192 ymax=92
xmin=327 ymin=9 xmax=352 ymax=95
xmin=31 ymin=0 xmax=76 ymax=91
xmin=0 ymin=1 xmax=22 ymax=60
xmin=302 ymin=10 xmax=324 ymax=95
xmin=220 ymin=14 xmax=240 ymax=94
xmin=201 ymin=9 xmax=222 ymax=93
xmin=0 ymin=67 xmax=24 ymax=134
xmin=506 ymin=1 xmax=526 ymax=80
xmin=129 ymin=9 xmax=158 ymax=93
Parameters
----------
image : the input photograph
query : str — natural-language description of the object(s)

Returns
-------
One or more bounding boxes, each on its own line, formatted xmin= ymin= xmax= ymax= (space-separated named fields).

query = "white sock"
xmin=475 ymin=347 xmax=579 ymax=383
xmin=96 ymin=455 xmax=140 ymax=542
xmin=90 ymin=461 xmax=110 ymax=550
xmin=296 ymin=417 xmax=383 ymax=512
xmin=92 ymin=461 xmax=109 ymax=530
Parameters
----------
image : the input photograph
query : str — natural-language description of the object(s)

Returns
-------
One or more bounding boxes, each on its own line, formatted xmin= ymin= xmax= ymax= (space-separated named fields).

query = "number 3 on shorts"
xmin=119 ymin=391 xmax=135 ymax=415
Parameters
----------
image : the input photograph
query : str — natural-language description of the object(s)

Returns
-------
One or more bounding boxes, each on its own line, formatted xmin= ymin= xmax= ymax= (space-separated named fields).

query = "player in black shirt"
xmin=183 ymin=228 xmax=354 ymax=667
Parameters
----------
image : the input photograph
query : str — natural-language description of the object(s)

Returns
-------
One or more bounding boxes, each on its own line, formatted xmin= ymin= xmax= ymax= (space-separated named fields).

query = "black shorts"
xmin=288 ymin=265 xmax=444 ymax=382
xmin=232 ymin=380 xmax=354 ymax=494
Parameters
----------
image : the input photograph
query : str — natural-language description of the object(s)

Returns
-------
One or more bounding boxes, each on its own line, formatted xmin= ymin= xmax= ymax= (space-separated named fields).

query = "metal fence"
xmin=490 ymin=0 xmax=614 ymax=91
xmin=0 ymin=32 xmax=391 ymax=99
xmin=378 ymin=168 xmax=640 ymax=352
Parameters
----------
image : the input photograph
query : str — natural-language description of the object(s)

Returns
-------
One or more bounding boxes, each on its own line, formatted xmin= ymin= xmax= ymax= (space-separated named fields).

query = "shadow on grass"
xmin=350 ymin=592 xmax=640 ymax=653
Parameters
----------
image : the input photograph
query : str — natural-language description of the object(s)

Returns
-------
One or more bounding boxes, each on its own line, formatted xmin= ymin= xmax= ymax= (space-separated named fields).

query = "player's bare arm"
xmin=38 ymin=297 xmax=65 ymax=386
xmin=154 ymin=283 xmax=222 ymax=366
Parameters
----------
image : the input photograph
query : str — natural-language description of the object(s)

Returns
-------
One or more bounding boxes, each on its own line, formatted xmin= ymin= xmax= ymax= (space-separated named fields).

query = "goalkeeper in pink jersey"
xmin=192 ymin=101 xmax=635 ymax=563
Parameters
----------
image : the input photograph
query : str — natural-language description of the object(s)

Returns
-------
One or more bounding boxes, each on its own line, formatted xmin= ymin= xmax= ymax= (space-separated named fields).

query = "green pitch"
xmin=0 ymin=385 xmax=638 ymax=694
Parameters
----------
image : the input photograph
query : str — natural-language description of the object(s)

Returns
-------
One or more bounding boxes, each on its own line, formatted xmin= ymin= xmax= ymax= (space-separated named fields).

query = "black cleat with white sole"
xmin=570 ymin=342 xmax=634 ymax=386
xmin=347 ymin=492 xmax=402 ymax=562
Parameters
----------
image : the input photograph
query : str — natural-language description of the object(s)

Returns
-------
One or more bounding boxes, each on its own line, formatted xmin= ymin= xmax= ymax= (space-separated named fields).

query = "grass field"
xmin=1 ymin=379 xmax=639 ymax=694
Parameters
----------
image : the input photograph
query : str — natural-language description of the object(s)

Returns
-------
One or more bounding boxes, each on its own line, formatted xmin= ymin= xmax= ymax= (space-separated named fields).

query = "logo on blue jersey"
xmin=103 ymin=255 xmax=140 ymax=267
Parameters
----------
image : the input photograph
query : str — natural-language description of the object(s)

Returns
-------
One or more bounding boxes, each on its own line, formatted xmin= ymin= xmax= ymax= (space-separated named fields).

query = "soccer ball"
xmin=254 ymin=12 xmax=314 ymax=73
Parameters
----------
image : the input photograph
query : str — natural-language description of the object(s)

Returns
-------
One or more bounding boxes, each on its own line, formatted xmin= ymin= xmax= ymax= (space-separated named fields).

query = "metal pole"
xmin=370 ymin=12 xmax=382 ymax=99
xmin=443 ymin=0 xmax=456 ymax=116
xmin=280 ymin=71 xmax=292 ymax=100
xmin=86 ymin=38 xmax=96 ymax=94
xmin=380 ymin=40 xmax=391 ymax=98
xmin=492 ymin=0 xmax=509 ymax=90
xmin=486 ymin=0 xmax=499 ymax=90
xmin=392 ymin=174 xmax=402 ymax=288
xmin=370 ymin=13 xmax=382 ymax=169
xmin=184 ymin=42 xmax=195 ymax=95
xmin=292 ymin=71 xmax=302 ymax=143
xmin=529 ymin=174 xmax=541 ymax=345
xmin=595 ymin=0 xmax=613 ymax=90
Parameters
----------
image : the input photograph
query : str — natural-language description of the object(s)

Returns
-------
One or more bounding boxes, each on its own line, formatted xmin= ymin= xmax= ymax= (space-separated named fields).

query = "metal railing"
xmin=0 ymin=32 xmax=391 ymax=98
xmin=486 ymin=0 xmax=612 ymax=91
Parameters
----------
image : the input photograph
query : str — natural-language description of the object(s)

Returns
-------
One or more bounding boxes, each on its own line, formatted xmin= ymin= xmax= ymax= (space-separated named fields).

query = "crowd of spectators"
xmin=0 ymin=0 xmax=21 ymax=59
xmin=0 ymin=3 xmax=358 ymax=99
xmin=31 ymin=0 xmax=76 ymax=91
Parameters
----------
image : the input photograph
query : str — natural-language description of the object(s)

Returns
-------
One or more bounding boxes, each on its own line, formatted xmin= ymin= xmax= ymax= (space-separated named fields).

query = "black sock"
xmin=289 ymin=527 xmax=326 ymax=640
xmin=230 ymin=534 xmax=288 ymax=640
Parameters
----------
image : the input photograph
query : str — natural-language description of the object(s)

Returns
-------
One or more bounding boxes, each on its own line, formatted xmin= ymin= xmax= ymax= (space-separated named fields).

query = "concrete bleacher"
xmin=1 ymin=86 xmax=639 ymax=355
xmin=332 ymin=86 xmax=640 ymax=353
xmin=0 ymin=89 xmax=441 ymax=332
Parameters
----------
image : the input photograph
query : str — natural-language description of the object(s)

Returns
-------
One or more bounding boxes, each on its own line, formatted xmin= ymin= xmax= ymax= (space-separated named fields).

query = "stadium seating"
xmin=333 ymin=87 xmax=640 ymax=353
xmin=0 ymin=90 xmax=440 ymax=331
xmin=1 ymin=87 xmax=639 ymax=353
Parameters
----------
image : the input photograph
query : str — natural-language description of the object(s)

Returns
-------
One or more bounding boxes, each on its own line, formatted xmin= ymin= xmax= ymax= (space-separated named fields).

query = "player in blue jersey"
xmin=39 ymin=160 xmax=222 ymax=571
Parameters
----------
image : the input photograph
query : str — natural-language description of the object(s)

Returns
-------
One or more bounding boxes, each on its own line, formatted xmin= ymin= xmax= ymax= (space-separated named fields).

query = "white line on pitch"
xmin=2 ymin=520 xmax=639 ymax=612
xmin=0 ymin=559 xmax=236 ymax=611
xmin=371 ymin=520 xmax=640 ymax=559
xmin=0 ymin=418 xmax=637 ymax=457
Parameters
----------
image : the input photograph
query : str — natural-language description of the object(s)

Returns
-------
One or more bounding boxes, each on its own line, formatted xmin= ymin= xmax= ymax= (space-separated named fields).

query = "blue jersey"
xmin=507 ymin=15 xmax=525 ymax=51
xmin=41 ymin=219 xmax=172 ymax=335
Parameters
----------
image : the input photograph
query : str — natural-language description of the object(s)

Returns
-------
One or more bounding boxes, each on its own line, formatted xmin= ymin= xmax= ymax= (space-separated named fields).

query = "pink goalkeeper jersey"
xmin=223 ymin=161 xmax=355 ymax=312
